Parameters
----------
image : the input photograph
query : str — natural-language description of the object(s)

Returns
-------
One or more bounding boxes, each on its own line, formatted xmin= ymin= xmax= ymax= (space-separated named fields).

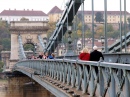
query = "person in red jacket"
xmin=79 ymin=47 xmax=90 ymax=61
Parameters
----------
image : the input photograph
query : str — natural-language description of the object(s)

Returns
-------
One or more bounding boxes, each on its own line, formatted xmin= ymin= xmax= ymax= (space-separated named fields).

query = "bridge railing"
xmin=14 ymin=59 xmax=130 ymax=97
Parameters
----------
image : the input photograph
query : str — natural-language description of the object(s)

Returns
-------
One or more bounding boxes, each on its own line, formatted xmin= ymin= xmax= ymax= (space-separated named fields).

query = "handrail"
xmin=14 ymin=59 xmax=130 ymax=97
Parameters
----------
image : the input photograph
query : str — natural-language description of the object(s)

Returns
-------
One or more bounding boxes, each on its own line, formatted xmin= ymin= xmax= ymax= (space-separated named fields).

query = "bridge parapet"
xmin=13 ymin=59 xmax=130 ymax=97
xmin=57 ymin=53 xmax=130 ymax=64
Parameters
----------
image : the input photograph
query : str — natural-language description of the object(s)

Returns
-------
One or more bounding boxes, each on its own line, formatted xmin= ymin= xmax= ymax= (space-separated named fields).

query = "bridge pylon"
xmin=8 ymin=20 xmax=49 ymax=71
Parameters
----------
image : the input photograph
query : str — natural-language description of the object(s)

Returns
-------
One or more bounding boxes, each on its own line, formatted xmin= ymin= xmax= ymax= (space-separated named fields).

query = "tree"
xmin=95 ymin=25 xmax=104 ymax=38
xmin=77 ymin=13 xmax=82 ymax=20
xmin=85 ymin=30 xmax=92 ymax=38
xmin=24 ymin=44 xmax=34 ymax=51
xmin=107 ymin=24 xmax=114 ymax=32
xmin=0 ymin=61 xmax=4 ymax=72
xmin=1 ymin=38 xmax=11 ymax=50
xmin=95 ymin=12 xmax=104 ymax=23
xmin=107 ymin=30 xmax=119 ymax=38
xmin=47 ymin=22 xmax=56 ymax=38
xmin=0 ymin=20 xmax=10 ymax=51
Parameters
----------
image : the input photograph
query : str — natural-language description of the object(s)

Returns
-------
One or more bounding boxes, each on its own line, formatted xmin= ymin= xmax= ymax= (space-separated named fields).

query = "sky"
xmin=0 ymin=0 xmax=130 ymax=14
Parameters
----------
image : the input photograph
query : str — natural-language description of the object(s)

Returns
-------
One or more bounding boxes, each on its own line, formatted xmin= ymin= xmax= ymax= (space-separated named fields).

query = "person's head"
xmin=93 ymin=46 xmax=98 ymax=50
xmin=39 ymin=52 xmax=43 ymax=55
xmin=45 ymin=52 xmax=48 ymax=56
xmin=51 ymin=53 xmax=55 ymax=57
xmin=82 ymin=47 xmax=89 ymax=53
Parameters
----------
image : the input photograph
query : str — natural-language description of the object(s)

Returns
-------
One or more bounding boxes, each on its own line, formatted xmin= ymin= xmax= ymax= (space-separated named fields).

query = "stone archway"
xmin=9 ymin=21 xmax=49 ymax=69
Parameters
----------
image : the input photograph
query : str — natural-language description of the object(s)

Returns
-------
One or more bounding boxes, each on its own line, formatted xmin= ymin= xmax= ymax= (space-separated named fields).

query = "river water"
xmin=0 ymin=78 xmax=55 ymax=97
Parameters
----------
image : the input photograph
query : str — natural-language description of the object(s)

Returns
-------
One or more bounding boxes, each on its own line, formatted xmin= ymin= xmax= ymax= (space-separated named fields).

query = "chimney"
xmin=14 ymin=8 xmax=16 ymax=10
xmin=24 ymin=9 xmax=25 ymax=11
xmin=9 ymin=8 xmax=10 ymax=10
xmin=32 ymin=9 xmax=33 ymax=11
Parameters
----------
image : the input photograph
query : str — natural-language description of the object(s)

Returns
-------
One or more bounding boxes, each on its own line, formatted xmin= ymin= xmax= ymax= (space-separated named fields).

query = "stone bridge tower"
xmin=9 ymin=20 xmax=49 ymax=69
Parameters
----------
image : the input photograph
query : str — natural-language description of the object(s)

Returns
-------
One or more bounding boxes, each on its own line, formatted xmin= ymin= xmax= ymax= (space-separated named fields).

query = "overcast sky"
xmin=0 ymin=0 xmax=130 ymax=14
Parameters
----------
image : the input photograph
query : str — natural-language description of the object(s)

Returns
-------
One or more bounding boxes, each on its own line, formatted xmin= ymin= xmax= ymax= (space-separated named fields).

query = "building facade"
xmin=47 ymin=6 xmax=130 ymax=24
xmin=82 ymin=11 xmax=130 ymax=23
xmin=48 ymin=6 xmax=63 ymax=23
xmin=0 ymin=9 xmax=49 ymax=23
xmin=1 ymin=7 xmax=130 ymax=24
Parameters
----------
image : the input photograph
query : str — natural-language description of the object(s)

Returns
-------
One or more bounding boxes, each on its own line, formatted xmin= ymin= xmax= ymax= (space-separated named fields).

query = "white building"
xmin=0 ymin=9 xmax=49 ymax=23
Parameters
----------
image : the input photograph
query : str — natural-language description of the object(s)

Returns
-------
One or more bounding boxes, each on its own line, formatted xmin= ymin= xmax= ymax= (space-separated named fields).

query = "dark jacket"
xmin=90 ymin=50 xmax=104 ymax=61
xmin=37 ymin=55 xmax=43 ymax=59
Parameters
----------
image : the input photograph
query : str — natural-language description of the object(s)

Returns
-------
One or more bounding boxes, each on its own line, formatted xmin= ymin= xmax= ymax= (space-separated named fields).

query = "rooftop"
xmin=0 ymin=9 xmax=48 ymax=16
xmin=48 ymin=6 xmax=63 ymax=14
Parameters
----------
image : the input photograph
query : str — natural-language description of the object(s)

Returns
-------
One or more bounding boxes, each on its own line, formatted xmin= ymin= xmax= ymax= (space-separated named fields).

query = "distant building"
xmin=80 ymin=11 xmax=130 ymax=24
xmin=0 ymin=9 xmax=49 ymax=23
xmin=48 ymin=6 xmax=63 ymax=22
xmin=48 ymin=6 xmax=130 ymax=24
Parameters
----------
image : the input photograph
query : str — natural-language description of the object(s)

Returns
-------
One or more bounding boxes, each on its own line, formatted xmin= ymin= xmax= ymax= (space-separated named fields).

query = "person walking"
xmin=37 ymin=52 xmax=44 ymax=59
xmin=90 ymin=46 xmax=104 ymax=74
xmin=79 ymin=47 xmax=90 ymax=61
xmin=90 ymin=46 xmax=104 ymax=61
xmin=48 ymin=53 xmax=55 ymax=59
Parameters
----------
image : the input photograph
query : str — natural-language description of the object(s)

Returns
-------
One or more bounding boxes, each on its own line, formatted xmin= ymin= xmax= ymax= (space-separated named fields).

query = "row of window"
xmin=0 ymin=17 xmax=48 ymax=21
xmin=85 ymin=19 xmax=124 ymax=23
xmin=85 ymin=15 xmax=129 ymax=18
xmin=85 ymin=19 xmax=116 ymax=21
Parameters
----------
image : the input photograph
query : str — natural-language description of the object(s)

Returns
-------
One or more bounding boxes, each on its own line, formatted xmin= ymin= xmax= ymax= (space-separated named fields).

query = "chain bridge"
xmin=2 ymin=0 xmax=130 ymax=97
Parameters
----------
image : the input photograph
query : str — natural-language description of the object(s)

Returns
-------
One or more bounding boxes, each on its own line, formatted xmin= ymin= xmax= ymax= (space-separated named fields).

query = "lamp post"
xmin=67 ymin=25 xmax=72 ymax=52
xmin=34 ymin=43 xmax=37 ymax=55
xmin=43 ymin=37 xmax=48 ymax=53
xmin=43 ymin=37 xmax=47 ymax=48
xmin=64 ymin=25 xmax=75 ymax=56
xmin=100 ymin=36 xmax=105 ymax=51
xmin=77 ymin=40 xmax=82 ymax=54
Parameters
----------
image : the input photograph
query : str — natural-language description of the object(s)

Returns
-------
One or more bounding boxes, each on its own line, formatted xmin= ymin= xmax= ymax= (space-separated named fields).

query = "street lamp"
xmin=43 ymin=37 xmax=47 ymax=47
xmin=34 ymin=43 xmax=37 ymax=55
xmin=100 ymin=36 xmax=105 ymax=51
xmin=64 ymin=25 xmax=75 ymax=56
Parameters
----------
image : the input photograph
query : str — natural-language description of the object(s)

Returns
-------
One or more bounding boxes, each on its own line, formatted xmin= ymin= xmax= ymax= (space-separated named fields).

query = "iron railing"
xmin=14 ymin=59 xmax=130 ymax=97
